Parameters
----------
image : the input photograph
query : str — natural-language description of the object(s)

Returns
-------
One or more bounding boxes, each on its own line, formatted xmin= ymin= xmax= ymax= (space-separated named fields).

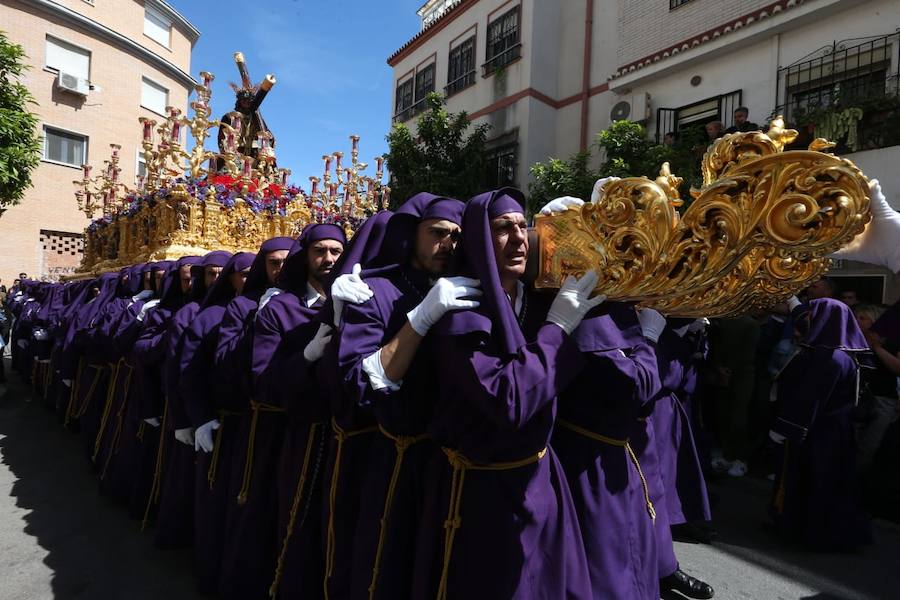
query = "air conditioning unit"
xmin=56 ymin=72 xmax=89 ymax=96
xmin=609 ymin=92 xmax=651 ymax=123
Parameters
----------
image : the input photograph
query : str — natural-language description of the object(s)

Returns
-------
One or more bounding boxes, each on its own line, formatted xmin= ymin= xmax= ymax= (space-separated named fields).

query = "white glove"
xmin=787 ymin=295 xmax=802 ymax=311
xmin=769 ymin=430 xmax=786 ymax=444
xmin=132 ymin=289 xmax=154 ymax=302
xmin=143 ymin=417 xmax=161 ymax=427
xmin=32 ymin=328 xmax=48 ymax=341
xmin=539 ymin=196 xmax=584 ymax=215
xmin=406 ymin=277 xmax=482 ymax=336
xmin=195 ymin=419 xmax=220 ymax=453
xmin=174 ymin=427 xmax=195 ymax=446
xmin=303 ymin=323 xmax=333 ymax=363
xmin=830 ymin=180 xmax=900 ymax=272
xmin=547 ymin=270 xmax=606 ymax=335
xmin=590 ymin=177 xmax=622 ymax=204
xmin=256 ymin=287 xmax=283 ymax=317
xmin=137 ymin=299 xmax=160 ymax=322
xmin=332 ymin=263 xmax=374 ymax=327
xmin=62 ymin=379 xmax=73 ymax=387
xmin=637 ymin=308 xmax=667 ymax=343
xmin=687 ymin=318 xmax=709 ymax=334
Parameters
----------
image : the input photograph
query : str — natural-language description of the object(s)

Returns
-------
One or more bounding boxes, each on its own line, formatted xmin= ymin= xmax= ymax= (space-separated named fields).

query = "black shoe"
xmin=660 ymin=569 xmax=714 ymax=599
xmin=671 ymin=522 xmax=718 ymax=544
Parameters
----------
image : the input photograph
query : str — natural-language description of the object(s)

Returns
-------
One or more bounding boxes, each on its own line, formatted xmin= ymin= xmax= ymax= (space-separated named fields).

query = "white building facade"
xmin=388 ymin=0 xmax=900 ymax=303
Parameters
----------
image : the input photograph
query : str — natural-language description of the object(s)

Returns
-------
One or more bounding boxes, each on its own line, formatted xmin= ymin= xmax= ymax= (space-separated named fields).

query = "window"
xmin=446 ymin=36 xmax=476 ymax=96
xmin=655 ymin=90 xmax=743 ymax=142
xmin=486 ymin=143 xmax=518 ymax=188
xmin=45 ymin=36 xmax=90 ymax=80
xmin=141 ymin=77 xmax=169 ymax=115
xmin=394 ymin=78 xmax=414 ymax=120
xmin=144 ymin=5 xmax=172 ymax=48
xmin=137 ymin=150 xmax=147 ymax=180
xmin=669 ymin=0 xmax=696 ymax=9
xmin=484 ymin=7 xmax=521 ymax=76
xmin=44 ymin=126 xmax=87 ymax=167
xmin=414 ymin=64 xmax=436 ymax=104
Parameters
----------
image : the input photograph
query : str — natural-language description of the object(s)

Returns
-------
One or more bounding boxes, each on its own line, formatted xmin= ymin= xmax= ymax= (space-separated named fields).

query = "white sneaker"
xmin=727 ymin=459 xmax=748 ymax=477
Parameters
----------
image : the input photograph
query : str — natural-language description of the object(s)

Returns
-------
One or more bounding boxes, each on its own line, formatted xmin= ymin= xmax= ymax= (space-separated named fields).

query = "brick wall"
xmin=616 ymin=0 xmax=775 ymax=67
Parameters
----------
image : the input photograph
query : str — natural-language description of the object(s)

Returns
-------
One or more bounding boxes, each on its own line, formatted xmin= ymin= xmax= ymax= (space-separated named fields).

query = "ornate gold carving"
xmin=534 ymin=118 xmax=872 ymax=317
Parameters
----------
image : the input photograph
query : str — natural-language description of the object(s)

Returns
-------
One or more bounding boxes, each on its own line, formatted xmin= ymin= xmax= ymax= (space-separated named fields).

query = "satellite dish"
xmin=610 ymin=100 xmax=631 ymax=121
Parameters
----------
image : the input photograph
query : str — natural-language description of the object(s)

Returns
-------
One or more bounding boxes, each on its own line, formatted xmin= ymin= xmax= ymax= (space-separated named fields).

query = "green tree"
xmin=385 ymin=92 xmax=491 ymax=208
xmin=0 ymin=31 xmax=41 ymax=216
xmin=527 ymin=150 xmax=599 ymax=217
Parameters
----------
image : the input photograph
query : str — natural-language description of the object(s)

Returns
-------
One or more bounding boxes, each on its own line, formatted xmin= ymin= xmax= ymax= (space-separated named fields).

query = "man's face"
xmin=490 ymin=212 xmax=529 ymax=281
xmin=265 ymin=249 xmax=290 ymax=284
xmin=306 ymin=239 xmax=344 ymax=285
xmin=179 ymin=264 xmax=193 ymax=294
xmin=13 ymin=279 xmax=20 ymax=287
xmin=806 ymin=279 xmax=832 ymax=300
xmin=204 ymin=265 xmax=223 ymax=288
xmin=413 ymin=218 xmax=461 ymax=277
xmin=230 ymin=268 xmax=250 ymax=296
xmin=855 ymin=311 xmax=873 ymax=332
xmin=705 ymin=122 xmax=721 ymax=139
xmin=840 ymin=291 xmax=858 ymax=306
xmin=734 ymin=110 xmax=748 ymax=125
xmin=19 ymin=273 xmax=26 ymax=280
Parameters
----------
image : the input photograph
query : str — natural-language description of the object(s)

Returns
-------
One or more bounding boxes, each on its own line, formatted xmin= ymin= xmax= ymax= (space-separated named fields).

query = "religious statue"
xmin=217 ymin=52 xmax=276 ymax=164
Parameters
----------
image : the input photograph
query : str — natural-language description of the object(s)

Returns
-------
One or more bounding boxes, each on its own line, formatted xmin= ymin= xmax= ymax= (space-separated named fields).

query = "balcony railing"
xmin=445 ymin=70 xmax=476 ymax=97
xmin=393 ymin=97 xmax=430 ymax=123
xmin=482 ymin=43 xmax=522 ymax=77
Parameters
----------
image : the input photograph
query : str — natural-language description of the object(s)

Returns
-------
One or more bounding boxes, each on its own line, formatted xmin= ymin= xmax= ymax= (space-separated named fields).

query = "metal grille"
xmin=655 ymin=90 xmax=743 ymax=143
xmin=486 ymin=143 xmax=518 ymax=188
xmin=483 ymin=7 xmax=521 ymax=76
xmin=446 ymin=36 xmax=476 ymax=96
xmin=772 ymin=33 xmax=900 ymax=152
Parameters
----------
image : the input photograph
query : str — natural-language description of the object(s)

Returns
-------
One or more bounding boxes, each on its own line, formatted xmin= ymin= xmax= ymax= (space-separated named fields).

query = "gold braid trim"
xmin=93 ymin=360 xmax=122 ymax=462
xmin=64 ymin=358 xmax=86 ymax=427
xmin=142 ymin=398 xmax=169 ymax=530
xmin=236 ymin=401 xmax=285 ymax=506
xmin=100 ymin=363 xmax=134 ymax=481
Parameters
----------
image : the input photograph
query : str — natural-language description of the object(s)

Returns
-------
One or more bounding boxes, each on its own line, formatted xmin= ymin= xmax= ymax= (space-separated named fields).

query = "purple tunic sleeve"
xmin=164 ymin=304 xmax=199 ymax=429
xmin=773 ymin=348 xmax=846 ymax=442
xmin=214 ymin=298 xmax=255 ymax=408
xmin=445 ymin=323 xmax=585 ymax=430
xmin=251 ymin=302 xmax=285 ymax=407
xmin=338 ymin=292 xmax=391 ymax=409
xmin=179 ymin=307 xmax=223 ymax=427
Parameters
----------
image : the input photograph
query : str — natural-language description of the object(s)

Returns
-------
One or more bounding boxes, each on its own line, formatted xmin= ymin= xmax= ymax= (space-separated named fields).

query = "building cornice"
xmin=147 ymin=0 xmax=201 ymax=44
xmin=388 ymin=0 xmax=478 ymax=66
xmin=611 ymin=0 xmax=804 ymax=80
xmin=21 ymin=0 xmax=197 ymax=89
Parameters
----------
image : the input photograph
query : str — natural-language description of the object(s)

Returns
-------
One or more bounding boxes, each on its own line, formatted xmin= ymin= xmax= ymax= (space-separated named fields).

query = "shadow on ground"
xmin=0 ymin=372 xmax=200 ymax=600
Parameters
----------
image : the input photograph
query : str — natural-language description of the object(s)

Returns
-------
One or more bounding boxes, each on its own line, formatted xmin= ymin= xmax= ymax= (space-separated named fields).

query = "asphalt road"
xmin=2 ymin=369 xmax=899 ymax=600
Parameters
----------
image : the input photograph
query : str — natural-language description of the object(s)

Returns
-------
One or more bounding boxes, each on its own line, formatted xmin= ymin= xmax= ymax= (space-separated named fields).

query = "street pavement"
xmin=2 ymin=369 xmax=900 ymax=599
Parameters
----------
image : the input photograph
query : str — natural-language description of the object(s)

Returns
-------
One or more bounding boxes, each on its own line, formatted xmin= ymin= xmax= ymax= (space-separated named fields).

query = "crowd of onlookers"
xmin=0 ymin=272 xmax=29 ymax=390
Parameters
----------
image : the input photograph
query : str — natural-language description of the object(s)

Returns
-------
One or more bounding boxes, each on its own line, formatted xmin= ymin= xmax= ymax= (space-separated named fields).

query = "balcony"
xmin=773 ymin=33 xmax=900 ymax=154
xmin=482 ymin=43 xmax=522 ymax=77
xmin=393 ymin=97 xmax=429 ymax=124
xmin=444 ymin=70 xmax=476 ymax=97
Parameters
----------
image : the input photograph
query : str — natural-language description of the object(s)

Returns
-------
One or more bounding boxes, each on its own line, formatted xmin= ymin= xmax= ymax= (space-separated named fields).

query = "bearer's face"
xmin=413 ymin=218 xmax=461 ymax=277
xmin=307 ymin=240 xmax=344 ymax=284
xmin=490 ymin=212 xmax=529 ymax=280
xmin=180 ymin=265 xmax=193 ymax=293
xmin=204 ymin=265 xmax=223 ymax=288
xmin=230 ymin=268 xmax=250 ymax=295
xmin=265 ymin=250 xmax=290 ymax=285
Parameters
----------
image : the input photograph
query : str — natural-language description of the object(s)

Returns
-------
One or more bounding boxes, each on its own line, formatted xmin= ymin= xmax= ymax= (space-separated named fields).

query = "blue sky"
xmin=171 ymin=0 xmax=422 ymax=187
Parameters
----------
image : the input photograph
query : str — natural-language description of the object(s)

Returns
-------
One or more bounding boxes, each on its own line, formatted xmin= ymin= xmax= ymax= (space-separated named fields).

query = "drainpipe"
xmin=580 ymin=0 xmax=594 ymax=150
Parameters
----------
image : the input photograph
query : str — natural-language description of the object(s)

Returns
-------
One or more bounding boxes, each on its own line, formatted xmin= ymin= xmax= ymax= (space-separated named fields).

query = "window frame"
xmin=446 ymin=34 xmax=477 ymax=97
xmin=42 ymin=124 xmax=88 ymax=168
xmin=144 ymin=4 xmax=173 ymax=49
xmin=483 ymin=5 xmax=522 ymax=77
xmin=669 ymin=0 xmax=697 ymax=10
xmin=485 ymin=142 xmax=518 ymax=188
xmin=140 ymin=76 xmax=170 ymax=117
xmin=44 ymin=35 xmax=91 ymax=80
xmin=394 ymin=76 xmax=415 ymax=120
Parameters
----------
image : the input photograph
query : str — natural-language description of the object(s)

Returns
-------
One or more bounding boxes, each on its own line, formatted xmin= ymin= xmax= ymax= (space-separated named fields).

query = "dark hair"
xmin=664 ymin=131 xmax=678 ymax=139
xmin=734 ymin=106 xmax=749 ymax=115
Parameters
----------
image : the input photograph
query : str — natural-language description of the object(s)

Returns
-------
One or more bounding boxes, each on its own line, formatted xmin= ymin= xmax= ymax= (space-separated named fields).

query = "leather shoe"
xmin=671 ymin=522 xmax=718 ymax=544
xmin=660 ymin=568 xmax=714 ymax=599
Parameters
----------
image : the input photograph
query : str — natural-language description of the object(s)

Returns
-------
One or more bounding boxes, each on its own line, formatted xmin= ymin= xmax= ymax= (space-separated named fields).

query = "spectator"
xmin=840 ymin=289 xmax=860 ymax=308
xmin=724 ymin=107 xmax=760 ymax=134
xmin=664 ymin=131 xmax=678 ymax=146
xmin=705 ymin=121 xmax=724 ymax=142
xmin=854 ymin=303 xmax=900 ymax=470
xmin=0 ymin=278 xmax=6 ymax=294
xmin=805 ymin=277 xmax=835 ymax=300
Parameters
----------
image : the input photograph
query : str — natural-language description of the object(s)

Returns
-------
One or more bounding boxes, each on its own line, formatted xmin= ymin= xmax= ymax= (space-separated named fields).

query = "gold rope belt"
xmin=93 ymin=360 xmax=122 ymax=462
xmin=557 ymin=418 xmax=656 ymax=523
xmin=207 ymin=409 xmax=243 ymax=490
xmin=236 ymin=400 xmax=286 ymax=506
xmin=99 ymin=363 xmax=134 ymax=481
xmin=436 ymin=446 xmax=548 ymax=600
xmin=142 ymin=398 xmax=170 ymax=530
xmin=367 ymin=425 xmax=429 ymax=600
xmin=269 ymin=421 xmax=323 ymax=599
xmin=64 ymin=357 xmax=86 ymax=427
xmin=44 ymin=347 xmax=56 ymax=398
xmin=73 ymin=363 xmax=108 ymax=420
xmin=773 ymin=440 xmax=790 ymax=515
xmin=323 ymin=418 xmax=378 ymax=600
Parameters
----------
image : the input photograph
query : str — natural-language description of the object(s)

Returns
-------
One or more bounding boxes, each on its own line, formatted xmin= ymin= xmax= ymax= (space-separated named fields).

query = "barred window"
xmin=484 ymin=7 xmax=521 ymax=76
xmin=395 ymin=78 xmax=414 ymax=116
xmin=447 ymin=36 xmax=476 ymax=96
xmin=486 ymin=143 xmax=518 ymax=188
xmin=415 ymin=64 xmax=436 ymax=103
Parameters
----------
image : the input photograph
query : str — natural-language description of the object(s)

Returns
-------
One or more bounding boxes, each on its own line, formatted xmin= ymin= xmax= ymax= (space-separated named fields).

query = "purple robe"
xmin=770 ymin=298 xmax=872 ymax=550
xmin=414 ymin=189 xmax=592 ymax=599
xmin=651 ymin=326 xmax=712 ymax=526
xmin=552 ymin=303 xmax=662 ymax=599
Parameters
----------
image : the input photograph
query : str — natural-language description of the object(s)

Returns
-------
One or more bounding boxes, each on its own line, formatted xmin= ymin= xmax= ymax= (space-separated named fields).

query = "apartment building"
xmin=0 ymin=0 xmax=198 ymax=282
